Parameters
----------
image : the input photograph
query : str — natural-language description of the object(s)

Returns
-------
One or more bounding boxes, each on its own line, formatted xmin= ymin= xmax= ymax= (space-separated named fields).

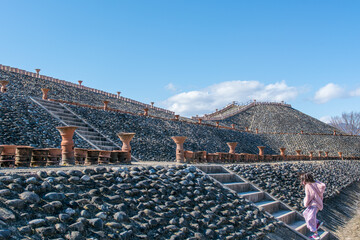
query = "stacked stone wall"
xmin=0 ymin=94 xmax=90 ymax=148
xmin=0 ymin=165 xmax=278 ymax=239
xmin=228 ymin=160 xmax=360 ymax=211
xmin=0 ymin=69 xmax=173 ymax=118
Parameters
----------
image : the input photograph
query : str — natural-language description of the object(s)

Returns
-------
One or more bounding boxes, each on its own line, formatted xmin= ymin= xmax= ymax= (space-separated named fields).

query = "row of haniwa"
xmin=171 ymin=137 xmax=356 ymax=163
xmin=0 ymin=145 xmax=131 ymax=168
xmin=0 ymin=126 xmax=135 ymax=168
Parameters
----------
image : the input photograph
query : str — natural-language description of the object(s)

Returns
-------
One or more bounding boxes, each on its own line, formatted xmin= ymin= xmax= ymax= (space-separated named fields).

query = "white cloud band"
xmin=162 ymin=80 xmax=298 ymax=116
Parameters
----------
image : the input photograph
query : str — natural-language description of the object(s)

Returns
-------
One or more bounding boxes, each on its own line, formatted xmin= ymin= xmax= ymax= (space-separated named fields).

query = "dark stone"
xmin=44 ymin=192 xmax=65 ymax=201
xmin=0 ymin=208 xmax=15 ymax=222
xmin=19 ymin=191 xmax=40 ymax=204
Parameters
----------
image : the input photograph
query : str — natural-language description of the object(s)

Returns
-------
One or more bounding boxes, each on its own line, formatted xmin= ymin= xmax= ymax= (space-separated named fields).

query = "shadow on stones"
xmin=318 ymin=181 xmax=360 ymax=233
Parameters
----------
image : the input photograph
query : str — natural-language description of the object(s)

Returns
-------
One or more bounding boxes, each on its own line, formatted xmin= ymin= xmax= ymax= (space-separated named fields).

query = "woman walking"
xmin=300 ymin=173 xmax=326 ymax=240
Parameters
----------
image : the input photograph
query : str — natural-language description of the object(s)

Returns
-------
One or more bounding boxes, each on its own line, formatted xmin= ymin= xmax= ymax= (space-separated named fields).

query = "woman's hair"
xmin=300 ymin=172 xmax=315 ymax=183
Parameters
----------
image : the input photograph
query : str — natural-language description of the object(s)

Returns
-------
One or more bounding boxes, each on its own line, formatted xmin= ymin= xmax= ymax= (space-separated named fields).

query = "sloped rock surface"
xmin=228 ymin=160 xmax=360 ymax=211
xmin=0 ymin=165 xmax=278 ymax=239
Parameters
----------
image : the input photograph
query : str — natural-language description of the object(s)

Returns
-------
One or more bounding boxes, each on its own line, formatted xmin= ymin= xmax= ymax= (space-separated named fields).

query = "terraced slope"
xmin=0 ymin=94 xmax=91 ymax=148
xmin=0 ymin=69 xmax=173 ymax=118
xmin=227 ymin=161 xmax=360 ymax=211
xmin=217 ymin=104 xmax=340 ymax=134
xmin=0 ymin=165 xmax=279 ymax=239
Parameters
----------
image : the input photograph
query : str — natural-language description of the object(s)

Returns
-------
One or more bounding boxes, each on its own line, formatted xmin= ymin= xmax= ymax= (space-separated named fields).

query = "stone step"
xmin=196 ymin=165 xmax=229 ymax=174
xmin=238 ymin=190 xmax=264 ymax=202
xmin=47 ymin=107 xmax=70 ymax=113
xmin=77 ymin=131 xmax=102 ymax=137
xmin=58 ymin=116 xmax=85 ymax=123
xmin=91 ymin=140 xmax=117 ymax=146
xmin=55 ymin=112 xmax=75 ymax=117
xmin=80 ymin=135 xmax=107 ymax=141
xmin=76 ymin=126 xmax=95 ymax=132
xmin=32 ymin=97 xmax=120 ymax=151
xmin=310 ymin=229 xmax=330 ymax=240
xmin=224 ymin=182 xmax=249 ymax=192
xmin=288 ymin=219 xmax=308 ymax=236
xmin=61 ymin=121 xmax=88 ymax=127
xmin=273 ymin=209 xmax=296 ymax=225
xmin=208 ymin=173 xmax=242 ymax=184
xmin=254 ymin=199 xmax=280 ymax=214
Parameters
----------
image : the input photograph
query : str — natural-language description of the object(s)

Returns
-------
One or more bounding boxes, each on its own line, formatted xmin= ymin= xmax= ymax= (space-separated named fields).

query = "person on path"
xmin=300 ymin=173 xmax=326 ymax=240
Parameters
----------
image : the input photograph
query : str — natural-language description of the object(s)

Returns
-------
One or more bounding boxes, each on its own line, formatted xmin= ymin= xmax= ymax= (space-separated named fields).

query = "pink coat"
xmin=303 ymin=181 xmax=326 ymax=211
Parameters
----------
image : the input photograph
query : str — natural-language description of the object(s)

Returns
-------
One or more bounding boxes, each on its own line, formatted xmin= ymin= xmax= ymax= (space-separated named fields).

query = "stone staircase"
xmin=31 ymin=97 xmax=121 ymax=151
xmin=196 ymin=165 xmax=332 ymax=240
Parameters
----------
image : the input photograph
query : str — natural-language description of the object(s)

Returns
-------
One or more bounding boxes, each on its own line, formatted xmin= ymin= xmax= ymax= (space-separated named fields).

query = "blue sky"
xmin=1 ymin=0 xmax=359 ymax=120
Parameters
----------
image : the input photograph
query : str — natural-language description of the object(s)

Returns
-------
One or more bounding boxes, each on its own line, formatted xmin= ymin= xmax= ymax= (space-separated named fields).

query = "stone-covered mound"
xmin=1 ymin=92 xmax=360 ymax=158
xmin=67 ymin=105 xmax=271 ymax=161
xmin=0 ymin=93 xmax=91 ymax=148
xmin=0 ymin=69 xmax=173 ymax=118
xmin=0 ymin=165 xmax=279 ymax=239
xmin=227 ymin=160 xmax=360 ymax=211
xmin=257 ymin=133 xmax=360 ymax=157
xmin=2 ymin=67 xmax=360 ymax=159
xmin=68 ymin=105 xmax=360 ymax=160
xmin=217 ymin=104 xmax=339 ymax=134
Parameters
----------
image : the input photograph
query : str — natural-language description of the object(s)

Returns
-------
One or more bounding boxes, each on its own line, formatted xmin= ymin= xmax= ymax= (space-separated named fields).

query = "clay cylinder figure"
xmin=74 ymin=148 xmax=87 ymax=165
xmin=85 ymin=150 xmax=100 ymax=165
xmin=309 ymin=151 xmax=313 ymax=160
xmin=0 ymin=145 xmax=17 ymax=167
xmin=171 ymin=136 xmax=187 ymax=163
xmin=151 ymin=102 xmax=154 ymax=107
xmin=110 ymin=151 xmax=119 ymax=164
xmin=144 ymin=108 xmax=149 ymax=116
xmin=56 ymin=126 xmax=78 ymax=165
xmin=301 ymin=130 xmax=304 ymax=134
xmin=256 ymin=128 xmax=259 ymax=134
xmin=279 ymin=147 xmax=286 ymax=156
xmin=41 ymin=88 xmax=50 ymax=100
xmin=279 ymin=147 xmax=286 ymax=157
xmin=198 ymin=119 xmax=202 ymax=124
xmin=231 ymin=124 xmax=235 ymax=129
xmin=318 ymin=151 xmax=323 ymax=158
xmin=35 ymin=69 xmax=41 ymax=75
xmin=0 ymin=80 xmax=9 ymax=93
xmin=117 ymin=151 xmax=128 ymax=163
xmin=227 ymin=142 xmax=238 ymax=154
xmin=15 ymin=146 xmax=33 ymax=167
xmin=174 ymin=115 xmax=180 ymax=121
xmin=47 ymin=148 xmax=62 ymax=166
xmin=295 ymin=150 xmax=302 ymax=156
xmin=338 ymin=152 xmax=343 ymax=160
xmin=103 ymin=100 xmax=110 ymax=110
xmin=333 ymin=130 xmax=337 ymax=135
xmin=78 ymin=80 xmax=83 ymax=86
xmin=216 ymin=121 xmax=219 ymax=127
xmin=98 ymin=150 xmax=111 ymax=164
xmin=325 ymin=152 xmax=329 ymax=158
xmin=117 ymin=132 xmax=135 ymax=163
xmin=117 ymin=91 xmax=121 ymax=98
xmin=257 ymin=146 xmax=265 ymax=156
xmin=31 ymin=149 xmax=49 ymax=167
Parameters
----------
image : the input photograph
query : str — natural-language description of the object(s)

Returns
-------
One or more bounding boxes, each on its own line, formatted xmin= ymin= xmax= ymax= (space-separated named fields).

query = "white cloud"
xmin=319 ymin=115 xmax=332 ymax=123
xmin=165 ymin=83 xmax=177 ymax=91
xmin=313 ymin=83 xmax=346 ymax=104
xmin=350 ymin=87 xmax=360 ymax=97
xmin=162 ymin=80 xmax=298 ymax=116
